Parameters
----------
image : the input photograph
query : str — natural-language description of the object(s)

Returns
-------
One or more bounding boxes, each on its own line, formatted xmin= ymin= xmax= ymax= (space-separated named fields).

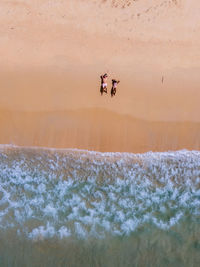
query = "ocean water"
xmin=0 ymin=145 xmax=200 ymax=267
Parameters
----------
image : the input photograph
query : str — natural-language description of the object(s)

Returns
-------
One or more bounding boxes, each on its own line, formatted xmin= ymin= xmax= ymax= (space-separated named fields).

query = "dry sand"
xmin=0 ymin=0 xmax=200 ymax=152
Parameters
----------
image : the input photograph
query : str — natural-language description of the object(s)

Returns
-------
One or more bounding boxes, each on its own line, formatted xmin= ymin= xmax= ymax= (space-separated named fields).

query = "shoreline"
xmin=0 ymin=143 xmax=199 ymax=156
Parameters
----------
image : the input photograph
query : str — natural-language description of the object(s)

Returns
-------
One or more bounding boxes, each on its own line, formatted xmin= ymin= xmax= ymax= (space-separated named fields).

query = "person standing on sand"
xmin=111 ymin=79 xmax=120 ymax=97
xmin=100 ymin=73 xmax=108 ymax=95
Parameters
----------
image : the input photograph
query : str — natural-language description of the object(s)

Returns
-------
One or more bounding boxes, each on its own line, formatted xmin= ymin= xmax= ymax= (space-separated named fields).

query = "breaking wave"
xmin=0 ymin=145 xmax=200 ymax=241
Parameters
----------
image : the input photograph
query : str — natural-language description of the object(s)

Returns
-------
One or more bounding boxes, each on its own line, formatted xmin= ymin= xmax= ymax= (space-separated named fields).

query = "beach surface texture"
xmin=0 ymin=2 xmax=200 ymax=266
xmin=0 ymin=0 xmax=200 ymax=152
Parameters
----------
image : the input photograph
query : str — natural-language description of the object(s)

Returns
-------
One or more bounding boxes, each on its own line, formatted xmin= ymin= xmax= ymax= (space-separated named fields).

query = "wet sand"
xmin=1 ymin=108 xmax=200 ymax=152
xmin=0 ymin=0 xmax=200 ymax=152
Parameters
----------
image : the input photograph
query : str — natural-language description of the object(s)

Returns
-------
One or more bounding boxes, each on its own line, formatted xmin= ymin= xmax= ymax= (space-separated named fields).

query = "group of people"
xmin=100 ymin=73 xmax=120 ymax=97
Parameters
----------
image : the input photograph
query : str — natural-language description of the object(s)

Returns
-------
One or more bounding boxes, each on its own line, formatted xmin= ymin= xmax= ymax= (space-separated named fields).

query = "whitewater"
xmin=0 ymin=145 xmax=200 ymax=241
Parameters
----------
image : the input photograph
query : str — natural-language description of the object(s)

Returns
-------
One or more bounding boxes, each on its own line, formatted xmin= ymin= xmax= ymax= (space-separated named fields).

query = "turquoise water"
xmin=0 ymin=146 xmax=200 ymax=266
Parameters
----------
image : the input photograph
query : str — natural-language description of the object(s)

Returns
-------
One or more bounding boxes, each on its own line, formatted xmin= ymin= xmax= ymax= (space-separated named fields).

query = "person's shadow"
xmin=100 ymin=85 xmax=104 ymax=96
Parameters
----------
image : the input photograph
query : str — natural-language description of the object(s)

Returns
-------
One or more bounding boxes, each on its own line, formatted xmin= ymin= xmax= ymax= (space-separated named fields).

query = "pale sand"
xmin=0 ymin=0 xmax=200 ymax=152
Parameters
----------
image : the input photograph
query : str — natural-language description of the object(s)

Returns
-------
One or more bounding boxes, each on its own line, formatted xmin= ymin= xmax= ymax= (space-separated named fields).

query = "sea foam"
xmin=0 ymin=146 xmax=200 ymax=240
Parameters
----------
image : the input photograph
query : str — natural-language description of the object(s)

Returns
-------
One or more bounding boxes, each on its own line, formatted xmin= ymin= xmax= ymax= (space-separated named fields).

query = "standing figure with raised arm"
xmin=111 ymin=79 xmax=120 ymax=97
xmin=100 ymin=73 xmax=108 ymax=95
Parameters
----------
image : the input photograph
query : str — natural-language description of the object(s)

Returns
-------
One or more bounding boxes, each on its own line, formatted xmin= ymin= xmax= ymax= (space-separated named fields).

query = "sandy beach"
xmin=0 ymin=0 xmax=200 ymax=152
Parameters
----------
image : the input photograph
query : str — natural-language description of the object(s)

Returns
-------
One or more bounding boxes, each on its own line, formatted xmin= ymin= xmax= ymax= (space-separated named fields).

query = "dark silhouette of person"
xmin=111 ymin=79 xmax=120 ymax=97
